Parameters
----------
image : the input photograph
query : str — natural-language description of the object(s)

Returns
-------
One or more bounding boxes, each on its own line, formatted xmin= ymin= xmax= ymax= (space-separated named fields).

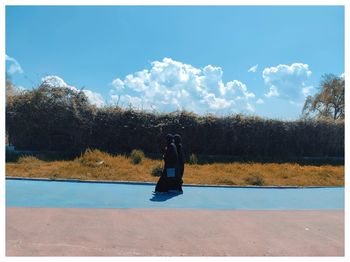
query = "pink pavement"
xmin=6 ymin=207 xmax=344 ymax=256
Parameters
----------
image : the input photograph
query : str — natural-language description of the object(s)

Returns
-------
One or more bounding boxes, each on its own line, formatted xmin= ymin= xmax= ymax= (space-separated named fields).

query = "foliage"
xmin=189 ymin=153 xmax=198 ymax=164
xmin=6 ymin=152 xmax=344 ymax=187
xmin=214 ymin=178 xmax=236 ymax=185
xmin=302 ymin=74 xmax=344 ymax=120
xmin=78 ymin=148 xmax=112 ymax=167
xmin=6 ymin=85 xmax=344 ymax=158
xmin=151 ymin=164 xmax=163 ymax=177
xmin=6 ymin=84 xmax=95 ymax=150
xmin=6 ymin=77 xmax=22 ymax=103
xmin=130 ymin=149 xmax=145 ymax=164
xmin=17 ymin=155 xmax=43 ymax=164
xmin=244 ymin=174 xmax=265 ymax=186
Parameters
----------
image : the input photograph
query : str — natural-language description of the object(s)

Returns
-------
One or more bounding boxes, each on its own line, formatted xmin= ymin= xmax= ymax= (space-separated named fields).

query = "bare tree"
xmin=6 ymin=76 xmax=22 ymax=101
xmin=302 ymin=74 xmax=344 ymax=120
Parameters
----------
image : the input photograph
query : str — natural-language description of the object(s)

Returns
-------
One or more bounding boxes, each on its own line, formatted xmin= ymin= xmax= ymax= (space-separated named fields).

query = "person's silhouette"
xmin=174 ymin=134 xmax=184 ymax=192
xmin=154 ymin=134 xmax=178 ymax=193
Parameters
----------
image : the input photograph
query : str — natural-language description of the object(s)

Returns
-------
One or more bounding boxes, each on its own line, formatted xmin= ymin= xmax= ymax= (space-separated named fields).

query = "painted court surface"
xmin=6 ymin=179 xmax=344 ymax=256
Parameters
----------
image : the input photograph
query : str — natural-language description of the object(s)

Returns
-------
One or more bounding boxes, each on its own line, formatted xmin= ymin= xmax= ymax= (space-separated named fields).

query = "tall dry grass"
xmin=6 ymin=149 xmax=344 ymax=187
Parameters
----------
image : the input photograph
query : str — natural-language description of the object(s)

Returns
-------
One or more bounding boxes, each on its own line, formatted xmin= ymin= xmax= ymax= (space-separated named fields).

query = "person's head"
xmin=174 ymin=134 xmax=182 ymax=145
xmin=166 ymin=134 xmax=174 ymax=145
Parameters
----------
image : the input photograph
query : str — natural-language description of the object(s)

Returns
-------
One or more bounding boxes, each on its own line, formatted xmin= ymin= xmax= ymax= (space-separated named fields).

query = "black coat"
xmin=155 ymin=142 xmax=179 ymax=192
xmin=175 ymin=143 xmax=184 ymax=167
xmin=163 ymin=142 xmax=178 ymax=169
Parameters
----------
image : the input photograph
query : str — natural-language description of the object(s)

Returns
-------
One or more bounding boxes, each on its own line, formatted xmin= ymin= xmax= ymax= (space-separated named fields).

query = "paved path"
xmin=6 ymin=179 xmax=344 ymax=256
xmin=6 ymin=179 xmax=344 ymax=209
xmin=7 ymin=208 xmax=344 ymax=256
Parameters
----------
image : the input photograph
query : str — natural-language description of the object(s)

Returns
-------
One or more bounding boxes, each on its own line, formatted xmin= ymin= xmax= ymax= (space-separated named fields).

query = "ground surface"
xmin=6 ymin=179 xmax=344 ymax=209
xmin=7 ymin=208 xmax=344 ymax=256
xmin=6 ymin=179 xmax=344 ymax=256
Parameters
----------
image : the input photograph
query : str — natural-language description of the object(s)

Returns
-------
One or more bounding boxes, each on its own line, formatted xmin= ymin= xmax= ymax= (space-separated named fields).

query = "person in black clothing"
xmin=154 ymin=134 xmax=179 ymax=193
xmin=174 ymin=134 xmax=184 ymax=192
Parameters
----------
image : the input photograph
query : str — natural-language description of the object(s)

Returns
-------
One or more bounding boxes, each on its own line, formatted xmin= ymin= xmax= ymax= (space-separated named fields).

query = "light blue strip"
xmin=6 ymin=179 xmax=344 ymax=210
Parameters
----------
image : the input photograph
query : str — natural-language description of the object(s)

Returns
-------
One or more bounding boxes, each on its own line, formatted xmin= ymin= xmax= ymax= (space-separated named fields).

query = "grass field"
xmin=5 ymin=149 xmax=344 ymax=187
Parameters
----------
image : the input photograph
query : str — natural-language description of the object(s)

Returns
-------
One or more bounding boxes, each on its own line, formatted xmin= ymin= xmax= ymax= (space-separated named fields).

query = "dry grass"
xmin=6 ymin=149 xmax=344 ymax=186
xmin=184 ymin=162 xmax=343 ymax=186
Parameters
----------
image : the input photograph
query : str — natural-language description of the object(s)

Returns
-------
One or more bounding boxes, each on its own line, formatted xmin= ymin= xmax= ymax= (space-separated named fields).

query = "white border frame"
xmin=1 ymin=1 xmax=347 ymax=262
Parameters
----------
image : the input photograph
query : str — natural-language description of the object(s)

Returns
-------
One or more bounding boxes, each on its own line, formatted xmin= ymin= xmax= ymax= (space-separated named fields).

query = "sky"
xmin=5 ymin=5 xmax=344 ymax=119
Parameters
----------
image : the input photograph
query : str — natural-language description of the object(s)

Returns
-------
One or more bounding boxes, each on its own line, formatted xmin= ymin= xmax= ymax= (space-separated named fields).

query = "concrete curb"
xmin=5 ymin=176 xmax=344 ymax=189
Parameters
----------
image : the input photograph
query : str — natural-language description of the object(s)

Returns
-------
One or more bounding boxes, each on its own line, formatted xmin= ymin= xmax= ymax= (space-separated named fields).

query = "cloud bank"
xmin=41 ymin=75 xmax=105 ymax=107
xmin=262 ymin=63 xmax=312 ymax=100
xmin=110 ymin=58 xmax=255 ymax=114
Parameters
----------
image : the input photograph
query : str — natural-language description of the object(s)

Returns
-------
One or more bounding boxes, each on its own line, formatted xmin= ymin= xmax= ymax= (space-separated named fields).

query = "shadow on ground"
xmin=150 ymin=191 xmax=183 ymax=202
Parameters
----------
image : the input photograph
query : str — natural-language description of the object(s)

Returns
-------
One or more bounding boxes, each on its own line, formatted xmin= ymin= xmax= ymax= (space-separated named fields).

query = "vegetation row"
xmin=6 ymin=85 xmax=344 ymax=158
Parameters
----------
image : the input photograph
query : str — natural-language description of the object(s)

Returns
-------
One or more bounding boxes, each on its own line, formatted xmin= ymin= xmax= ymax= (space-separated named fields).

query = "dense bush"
xmin=6 ymin=87 xmax=344 ymax=158
xmin=151 ymin=164 xmax=163 ymax=177
xmin=130 ymin=149 xmax=145 ymax=164
xmin=17 ymin=155 xmax=43 ymax=164
xmin=78 ymin=149 xmax=111 ymax=167
xmin=189 ymin=153 xmax=198 ymax=164
xmin=6 ymin=85 xmax=95 ymax=151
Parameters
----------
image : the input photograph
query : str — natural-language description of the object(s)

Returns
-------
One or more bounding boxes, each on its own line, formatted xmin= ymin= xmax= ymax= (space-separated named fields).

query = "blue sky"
xmin=6 ymin=6 xmax=344 ymax=119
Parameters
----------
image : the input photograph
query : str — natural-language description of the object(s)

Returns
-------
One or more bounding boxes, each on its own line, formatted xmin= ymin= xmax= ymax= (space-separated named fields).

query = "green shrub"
xmin=244 ymin=175 xmax=265 ymax=186
xmin=151 ymin=164 xmax=163 ymax=177
xmin=189 ymin=153 xmax=198 ymax=164
xmin=6 ymin=151 xmax=20 ymax=162
xmin=130 ymin=149 xmax=145 ymax=164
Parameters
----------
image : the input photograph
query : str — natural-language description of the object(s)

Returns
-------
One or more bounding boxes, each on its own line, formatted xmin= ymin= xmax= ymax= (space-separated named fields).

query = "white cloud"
xmin=246 ymin=103 xmax=255 ymax=112
xmin=110 ymin=57 xmax=255 ymax=114
xmin=264 ymin=86 xmax=279 ymax=98
xmin=301 ymin=86 xmax=313 ymax=97
xmin=248 ymin=64 xmax=258 ymax=73
xmin=201 ymin=93 xmax=232 ymax=110
xmin=40 ymin=75 xmax=105 ymax=107
xmin=6 ymin=54 xmax=23 ymax=74
xmin=81 ymin=89 xmax=105 ymax=108
xmin=262 ymin=63 xmax=312 ymax=100
xmin=41 ymin=75 xmax=72 ymax=89
xmin=340 ymin=73 xmax=344 ymax=79
xmin=256 ymin=98 xmax=264 ymax=104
